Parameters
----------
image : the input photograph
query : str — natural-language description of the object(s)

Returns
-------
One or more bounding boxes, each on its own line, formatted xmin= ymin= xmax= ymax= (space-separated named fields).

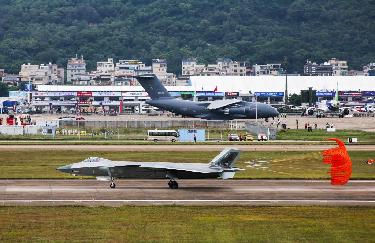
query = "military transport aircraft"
xmin=136 ymin=74 xmax=279 ymax=120
xmin=57 ymin=148 xmax=241 ymax=189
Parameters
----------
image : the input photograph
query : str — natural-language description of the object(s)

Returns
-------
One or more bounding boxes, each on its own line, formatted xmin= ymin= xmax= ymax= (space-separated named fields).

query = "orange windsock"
xmin=322 ymin=138 xmax=352 ymax=185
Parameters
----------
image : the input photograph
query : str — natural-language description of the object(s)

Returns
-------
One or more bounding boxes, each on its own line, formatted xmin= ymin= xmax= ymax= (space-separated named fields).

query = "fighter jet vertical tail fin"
xmin=136 ymin=74 xmax=172 ymax=99
xmin=209 ymin=148 xmax=241 ymax=169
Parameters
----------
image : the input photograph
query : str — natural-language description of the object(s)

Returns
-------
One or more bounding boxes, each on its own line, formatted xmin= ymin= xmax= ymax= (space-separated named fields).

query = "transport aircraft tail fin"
xmin=209 ymin=148 xmax=241 ymax=169
xmin=136 ymin=74 xmax=172 ymax=99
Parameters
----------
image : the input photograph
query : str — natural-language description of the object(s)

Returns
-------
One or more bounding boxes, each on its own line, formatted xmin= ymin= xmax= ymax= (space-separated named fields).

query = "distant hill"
xmin=0 ymin=0 xmax=373 ymax=74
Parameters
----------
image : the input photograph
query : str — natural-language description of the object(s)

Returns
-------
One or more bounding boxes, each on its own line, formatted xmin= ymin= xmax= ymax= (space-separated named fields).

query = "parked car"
xmin=228 ymin=134 xmax=240 ymax=141
xmin=257 ymin=133 xmax=268 ymax=141
xmin=244 ymin=133 xmax=254 ymax=141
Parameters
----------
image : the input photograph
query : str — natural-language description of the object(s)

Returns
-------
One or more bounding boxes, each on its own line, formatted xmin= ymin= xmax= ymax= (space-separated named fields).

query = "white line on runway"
xmin=1 ymin=199 xmax=375 ymax=204
xmin=4 ymin=187 xmax=375 ymax=192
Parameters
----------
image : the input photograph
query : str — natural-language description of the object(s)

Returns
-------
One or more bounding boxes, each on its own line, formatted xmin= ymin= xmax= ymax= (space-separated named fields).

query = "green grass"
xmin=0 ymin=128 xmax=374 ymax=144
xmin=0 ymin=150 xmax=374 ymax=179
xmin=0 ymin=206 xmax=374 ymax=242
xmin=277 ymin=129 xmax=375 ymax=142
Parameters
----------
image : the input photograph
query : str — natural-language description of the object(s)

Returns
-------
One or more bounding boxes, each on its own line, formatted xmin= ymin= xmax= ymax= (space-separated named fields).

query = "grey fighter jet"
xmin=57 ymin=148 xmax=241 ymax=189
xmin=136 ymin=74 xmax=279 ymax=120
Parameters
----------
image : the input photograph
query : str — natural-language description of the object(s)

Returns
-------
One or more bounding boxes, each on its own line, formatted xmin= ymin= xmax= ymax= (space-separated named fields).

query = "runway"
xmin=0 ymin=144 xmax=374 ymax=151
xmin=1 ymin=179 xmax=374 ymax=206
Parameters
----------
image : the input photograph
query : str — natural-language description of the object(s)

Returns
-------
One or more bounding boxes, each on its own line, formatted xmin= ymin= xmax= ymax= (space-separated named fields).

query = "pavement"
xmin=0 ymin=144 xmax=374 ymax=151
xmin=1 ymin=179 xmax=374 ymax=206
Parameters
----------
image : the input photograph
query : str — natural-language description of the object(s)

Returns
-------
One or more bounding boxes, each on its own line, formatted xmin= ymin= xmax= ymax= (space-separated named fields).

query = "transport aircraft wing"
xmin=206 ymin=99 xmax=242 ymax=110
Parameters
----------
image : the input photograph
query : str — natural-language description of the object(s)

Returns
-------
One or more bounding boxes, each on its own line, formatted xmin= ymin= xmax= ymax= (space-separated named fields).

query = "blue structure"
xmin=178 ymin=129 xmax=205 ymax=142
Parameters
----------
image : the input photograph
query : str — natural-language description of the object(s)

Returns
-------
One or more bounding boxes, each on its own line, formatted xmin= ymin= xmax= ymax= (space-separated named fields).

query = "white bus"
xmin=147 ymin=129 xmax=179 ymax=142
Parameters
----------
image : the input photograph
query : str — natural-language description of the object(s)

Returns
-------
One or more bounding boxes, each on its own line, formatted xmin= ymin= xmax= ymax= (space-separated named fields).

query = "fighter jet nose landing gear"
xmin=168 ymin=180 xmax=179 ymax=189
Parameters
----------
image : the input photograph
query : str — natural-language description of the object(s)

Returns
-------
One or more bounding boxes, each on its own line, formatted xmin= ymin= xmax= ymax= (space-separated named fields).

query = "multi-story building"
xmin=114 ymin=59 xmax=152 ymax=85
xmin=253 ymin=64 xmax=284 ymax=76
xmin=19 ymin=63 xmax=64 ymax=85
xmin=152 ymin=59 xmax=176 ymax=85
xmin=304 ymin=60 xmax=333 ymax=76
xmin=182 ymin=58 xmax=248 ymax=77
xmin=97 ymin=58 xmax=115 ymax=75
xmin=67 ymin=55 xmax=86 ymax=83
xmin=328 ymin=58 xmax=348 ymax=76
xmin=363 ymin=63 xmax=375 ymax=76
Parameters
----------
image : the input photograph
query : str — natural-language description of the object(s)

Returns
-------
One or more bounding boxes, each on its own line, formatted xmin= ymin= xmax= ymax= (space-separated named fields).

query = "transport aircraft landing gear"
xmin=168 ymin=180 xmax=178 ymax=189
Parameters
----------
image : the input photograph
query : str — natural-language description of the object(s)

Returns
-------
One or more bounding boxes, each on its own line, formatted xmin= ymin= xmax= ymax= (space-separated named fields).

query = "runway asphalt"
xmin=0 ymin=144 xmax=374 ymax=151
xmin=1 ymin=179 xmax=374 ymax=206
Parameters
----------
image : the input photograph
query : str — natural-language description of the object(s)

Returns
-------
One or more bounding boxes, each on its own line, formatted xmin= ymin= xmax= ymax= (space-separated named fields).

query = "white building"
xmin=253 ymin=64 xmax=284 ymax=76
xmin=31 ymin=76 xmax=375 ymax=114
xmin=67 ymin=56 xmax=86 ymax=83
xmin=182 ymin=58 xmax=248 ymax=77
xmin=114 ymin=60 xmax=152 ymax=85
xmin=152 ymin=59 xmax=176 ymax=85
xmin=97 ymin=58 xmax=115 ymax=75
xmin=328 ymin=58 xmax=348 ymax=76
xmin=19 ymin=63 xmax=64 ymax=85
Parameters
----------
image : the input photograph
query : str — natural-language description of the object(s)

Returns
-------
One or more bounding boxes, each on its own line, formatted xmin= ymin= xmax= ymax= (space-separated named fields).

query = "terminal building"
xmin=28 ymin=76 xmax=375 ymax=114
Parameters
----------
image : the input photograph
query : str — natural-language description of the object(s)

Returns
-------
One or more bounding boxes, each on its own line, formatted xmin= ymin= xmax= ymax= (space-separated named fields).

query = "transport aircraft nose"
xmin=57 ymin=164 xmax=72 ymax=173
xmin=271 ymin=107 xmax=279 ymax=117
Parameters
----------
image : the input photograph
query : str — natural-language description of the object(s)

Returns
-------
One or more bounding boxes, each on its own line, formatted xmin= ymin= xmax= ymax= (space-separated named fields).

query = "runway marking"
xmin=4 ymin=187 xmax=375 ymax=192
xmin=1 ymin=199 xmax=375 ymax=204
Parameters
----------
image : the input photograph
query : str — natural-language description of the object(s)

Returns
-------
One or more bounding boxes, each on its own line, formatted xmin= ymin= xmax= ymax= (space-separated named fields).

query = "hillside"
xmin=0 ymin=0 xmax=373 ymax=74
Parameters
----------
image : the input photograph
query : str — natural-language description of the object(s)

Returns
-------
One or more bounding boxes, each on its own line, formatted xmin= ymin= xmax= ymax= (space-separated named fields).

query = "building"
xmin=31 ymin=76 xmax=375 ymax=114
xmin=348 ymin=70 xmax=365 ymax=76
xmin=114 ymin=60 xmax=152 ymax=86
xmin=253 ymin=64 xmax=284 ymax=76
xmin=328 ymin=58 xmax=348 ymax=76
xmin=0 ymin=69 xmax=5 ymax=78
xmin=97 ymin=58 xmax=115 ymax=75
xmin=19 ymin=63 xmax=64 ymax=85
xmin=182 ymin=58 xmax=248 ymax=77
xmin=304 ymin=60 xmax=333 ymax=76
xmin=152 ymin=59 xmax=176 ymax=86
xmin=363 ymin=63 xmax=375 ymax=76
xmin=2 ymin=74 xmax=20 ymax=86
xmin=66 ymin=56 xmax=86 ymax=83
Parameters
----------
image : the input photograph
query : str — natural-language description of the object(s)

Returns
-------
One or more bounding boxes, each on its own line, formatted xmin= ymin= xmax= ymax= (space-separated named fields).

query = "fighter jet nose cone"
xmin=57 ymin=165 xmax=72 ymax=173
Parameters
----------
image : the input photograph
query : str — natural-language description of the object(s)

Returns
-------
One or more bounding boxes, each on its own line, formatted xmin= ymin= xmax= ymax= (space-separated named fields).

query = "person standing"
xmin=193 ymin=134 xmax=197 ymax=143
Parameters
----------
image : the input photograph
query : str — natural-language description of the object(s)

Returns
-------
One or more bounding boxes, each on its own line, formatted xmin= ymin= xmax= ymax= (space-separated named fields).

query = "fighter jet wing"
xmin=110 ymin=162 xmax=221 ymax=173
xmin=206 ymin=99 xmax=242 ymax=110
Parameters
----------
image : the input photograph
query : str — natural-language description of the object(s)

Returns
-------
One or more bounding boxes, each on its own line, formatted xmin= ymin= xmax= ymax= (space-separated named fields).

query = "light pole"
xmin=255 ymin=93 xmax=258 ymax=124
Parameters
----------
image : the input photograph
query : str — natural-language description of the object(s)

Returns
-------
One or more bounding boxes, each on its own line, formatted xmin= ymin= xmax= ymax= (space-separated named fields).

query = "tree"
xmin=0 ymin=83 xmax=9 ymax=97
xmin=289 ymin=94 xmax=302 ymax=106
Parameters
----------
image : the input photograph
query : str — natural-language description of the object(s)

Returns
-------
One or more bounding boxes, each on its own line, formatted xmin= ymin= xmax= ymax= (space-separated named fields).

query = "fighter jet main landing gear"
xmin=168 ymin=180 xmax=178 ymax=189
xmin=110 ymin=181 xmax=116 ymax=189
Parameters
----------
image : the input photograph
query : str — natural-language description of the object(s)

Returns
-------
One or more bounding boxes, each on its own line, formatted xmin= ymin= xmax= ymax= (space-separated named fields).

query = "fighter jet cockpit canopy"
xmin=81 ymin=157 xmax=111 ymax=163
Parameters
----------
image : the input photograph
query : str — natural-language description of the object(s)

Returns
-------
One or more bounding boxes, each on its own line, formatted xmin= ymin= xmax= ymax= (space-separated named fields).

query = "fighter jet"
xmin=57 ymin=148 xmax=241 ymax=189
xmin=136 ymin=74 xmax=279 ymax=120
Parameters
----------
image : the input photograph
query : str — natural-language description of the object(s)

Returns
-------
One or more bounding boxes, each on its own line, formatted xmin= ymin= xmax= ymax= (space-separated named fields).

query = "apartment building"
xmin=328 ymin=58 xmax=348 ymax=76
xmin=182 ymin=58 xmax=248 ymax=77
xmin=67 ymin=56 xmax=86 ymax=83
xmin=253 ymin=64 xmax=284 ymax=76
xmin=19 ymin=63 xmax=64 ymax=85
